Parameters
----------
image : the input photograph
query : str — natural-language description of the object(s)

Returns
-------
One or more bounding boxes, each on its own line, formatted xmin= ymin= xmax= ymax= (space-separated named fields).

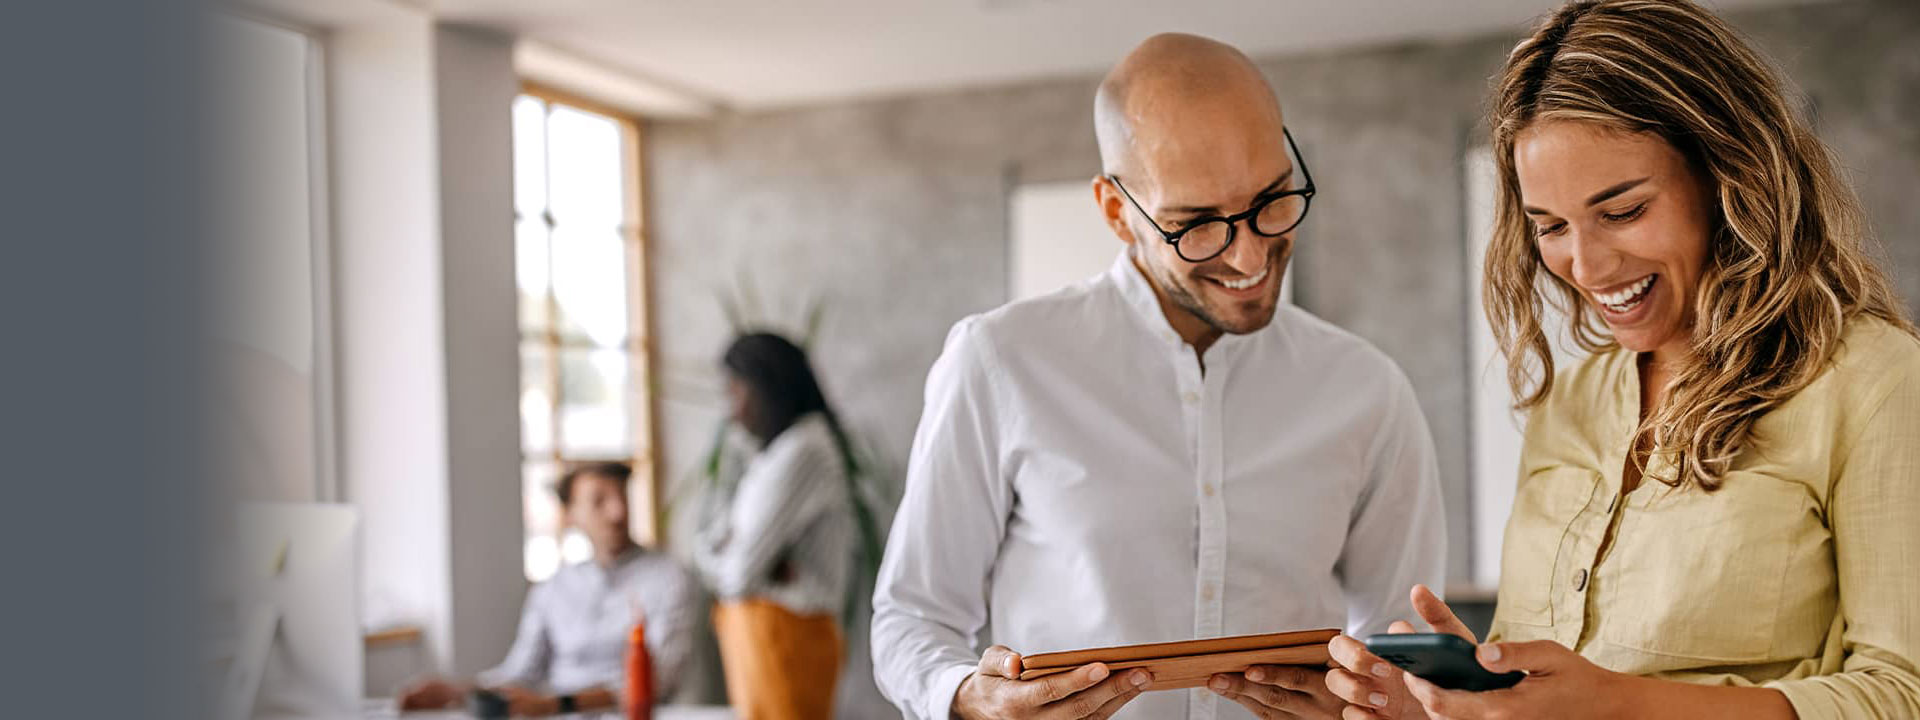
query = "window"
xmin=513 ymin=90 xmax=656 ymax=582
xmin=208 ymin=14 xmax=336 ymax=503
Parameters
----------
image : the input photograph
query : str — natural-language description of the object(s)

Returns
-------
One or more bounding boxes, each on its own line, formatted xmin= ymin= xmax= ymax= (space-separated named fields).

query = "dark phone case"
xmin=1364 ymin=634 xmax=1525 ymax=692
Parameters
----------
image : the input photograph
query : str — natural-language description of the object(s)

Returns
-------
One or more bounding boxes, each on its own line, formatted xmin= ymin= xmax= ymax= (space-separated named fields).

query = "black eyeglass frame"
xmin=1106 ymin=127 xmax=1317 ymax=263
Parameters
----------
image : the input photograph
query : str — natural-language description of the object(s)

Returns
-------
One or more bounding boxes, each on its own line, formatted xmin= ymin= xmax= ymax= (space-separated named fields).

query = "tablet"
xmin=1017 ymin=628 xmax=1339 ymax=692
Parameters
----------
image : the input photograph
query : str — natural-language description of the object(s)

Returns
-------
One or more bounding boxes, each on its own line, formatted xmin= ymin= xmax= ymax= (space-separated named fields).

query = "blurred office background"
xmin=210 ymin=0 xmax=1919 ymax=716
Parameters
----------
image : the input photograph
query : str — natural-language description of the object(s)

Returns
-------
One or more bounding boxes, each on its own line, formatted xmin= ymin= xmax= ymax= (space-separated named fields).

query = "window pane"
xmin=522 ymin=459 xmax=562 ymax=582
xmin=551 ymin=225 xmax=629 ymax=347
xmin=558 ymin=347 xmax=632 ymax=457
xmin=546 ymin=105 xmax=624 ymax=229
xmin=516 ymin=214 xmax=552 ymax=333
xmin=512 ymin=95 xmax=548 ymax=217
xmin=520 ymin=342 xmax=553 ymax=454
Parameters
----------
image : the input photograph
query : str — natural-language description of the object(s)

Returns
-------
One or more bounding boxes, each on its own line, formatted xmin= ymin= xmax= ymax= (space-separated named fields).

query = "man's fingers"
xmin=1410 ymin=584 xmax=1476 ymax=642
xmin=980 ymin=645 xmax=1024 ymax=678
xmin=1037 ymin=668 xmax=1147 ymax=720
xmin=1387 ymin=620 xmax=1417 ymax=635
xmin=1209 ymin=672 xmax=1299 ymax=714
xmin=1342 ymin=705 xmax=1383 ymax=720
xmin=1029 ymin=662 xmax=1111 ymax=706
xmin=1071 ymin=671 xmax=1150 ymax=720
xmin=1244 ymin=664 xmax=1317 ymax=692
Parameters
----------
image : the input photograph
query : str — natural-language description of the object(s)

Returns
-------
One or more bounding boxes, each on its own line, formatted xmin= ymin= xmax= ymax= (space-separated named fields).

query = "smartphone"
xmin=1363 ymin=633 xmax=1525 ymax=691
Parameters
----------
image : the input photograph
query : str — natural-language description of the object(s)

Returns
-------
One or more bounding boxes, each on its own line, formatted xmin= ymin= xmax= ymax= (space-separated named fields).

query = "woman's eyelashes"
xmin=1602 ymin=201 xmax=1649 ymax=224
xmin=1532 ymin=201 xmax=1651 ymax=238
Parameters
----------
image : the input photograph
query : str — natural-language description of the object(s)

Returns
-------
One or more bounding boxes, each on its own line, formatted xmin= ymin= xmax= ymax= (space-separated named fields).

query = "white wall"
xmin=327 ymin=6 xmax=454 ymax=668
xmin=1010 ymin=180 xmax=1115 ymax=300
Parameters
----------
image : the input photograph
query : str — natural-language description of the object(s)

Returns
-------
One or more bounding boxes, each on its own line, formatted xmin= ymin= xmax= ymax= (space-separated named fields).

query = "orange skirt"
xmin=711 ymin=598 xmax=843 ymax=720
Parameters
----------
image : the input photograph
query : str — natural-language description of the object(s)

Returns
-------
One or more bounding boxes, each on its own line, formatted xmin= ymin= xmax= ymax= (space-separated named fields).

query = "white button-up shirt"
xmin=871 ymin=253 xmax=1447 ymax=720
xmin=478 ymin=546 xmax=697 ymax=699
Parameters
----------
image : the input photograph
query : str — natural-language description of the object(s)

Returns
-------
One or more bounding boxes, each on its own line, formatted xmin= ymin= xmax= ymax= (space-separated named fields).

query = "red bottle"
xmin=625 ymin=622 xmax=654 ymax=720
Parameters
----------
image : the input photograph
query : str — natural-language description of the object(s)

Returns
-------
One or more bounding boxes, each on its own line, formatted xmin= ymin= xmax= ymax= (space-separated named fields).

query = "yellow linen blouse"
xmin=1487 ymin=316 xmax=1920 ymax=719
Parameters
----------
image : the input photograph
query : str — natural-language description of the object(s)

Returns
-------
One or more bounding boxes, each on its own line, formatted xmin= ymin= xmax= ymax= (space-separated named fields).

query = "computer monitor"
xmin=223 ymin=502 xmax=362 ymax=719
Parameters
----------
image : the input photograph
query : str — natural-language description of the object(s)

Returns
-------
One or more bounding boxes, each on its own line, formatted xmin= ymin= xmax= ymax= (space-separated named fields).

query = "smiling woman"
xmin=1325 ymin=1 xmax=1920 ymax=719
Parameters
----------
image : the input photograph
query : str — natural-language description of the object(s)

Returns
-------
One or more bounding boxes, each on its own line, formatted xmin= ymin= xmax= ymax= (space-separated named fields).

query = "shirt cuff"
xmin=1764 ymin=678 xmax=1838 ymax=720
xmin=926 ymin=662 xmax=976 ymax=720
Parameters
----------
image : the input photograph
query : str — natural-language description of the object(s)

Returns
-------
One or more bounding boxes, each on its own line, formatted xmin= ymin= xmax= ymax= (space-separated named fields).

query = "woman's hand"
xmin=1324 ymin=584 xmax=1472 ymax=720
xmin=1400 ymin=641 xmax=1632 ymax=720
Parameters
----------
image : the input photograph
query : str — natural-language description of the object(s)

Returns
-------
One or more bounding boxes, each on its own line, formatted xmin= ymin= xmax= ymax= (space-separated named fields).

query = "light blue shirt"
xmin=478 ymin=546 xmax=697 ymax=699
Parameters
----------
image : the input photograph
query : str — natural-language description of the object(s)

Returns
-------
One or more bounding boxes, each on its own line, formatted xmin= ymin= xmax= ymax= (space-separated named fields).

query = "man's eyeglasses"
xmin=1107 ymin=128 xmax=1316 ymax=264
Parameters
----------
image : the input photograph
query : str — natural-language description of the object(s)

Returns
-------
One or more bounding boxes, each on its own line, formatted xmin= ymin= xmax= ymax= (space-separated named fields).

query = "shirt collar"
xmin=588 ymin=543 xmax=644 ymax=580
xmin=1110 ymin=250 xmax=1184 ymax=349
xmin=1107 ymin=249 xmax=1265 ymax=359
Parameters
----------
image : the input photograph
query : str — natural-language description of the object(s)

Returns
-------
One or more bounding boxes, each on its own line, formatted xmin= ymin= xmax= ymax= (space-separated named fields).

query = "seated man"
xmin=399 ymin=462 xmax=696 ymax=716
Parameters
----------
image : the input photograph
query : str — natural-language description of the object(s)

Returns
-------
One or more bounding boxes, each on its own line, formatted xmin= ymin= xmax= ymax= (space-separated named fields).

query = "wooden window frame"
xmin=517 ymin=83 xmax=662 ymax=549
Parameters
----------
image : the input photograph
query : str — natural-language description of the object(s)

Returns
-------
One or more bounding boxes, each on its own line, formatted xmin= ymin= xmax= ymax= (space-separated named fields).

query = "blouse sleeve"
xmin=1765 ymin=369 xmax=1920 ymax=719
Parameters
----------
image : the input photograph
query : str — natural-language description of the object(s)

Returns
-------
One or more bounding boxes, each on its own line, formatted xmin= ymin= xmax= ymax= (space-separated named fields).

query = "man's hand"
xmin=951 ymin=645 xmax=1151 ymax=720
xmin=1208 ymin=665 xmax=1347 ymax=719
xmin=496 ymin=685 xmax=562 ymax=716
xmin=396 ymin=678 xmax=465 ymax=711
xmin=1325 ymin=584 xmax=1472 ymax=720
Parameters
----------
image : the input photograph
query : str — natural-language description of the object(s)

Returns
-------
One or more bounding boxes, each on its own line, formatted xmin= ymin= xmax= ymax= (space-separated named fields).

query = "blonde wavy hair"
xmin=1484 ymin=0 xmax=1913 ymax=489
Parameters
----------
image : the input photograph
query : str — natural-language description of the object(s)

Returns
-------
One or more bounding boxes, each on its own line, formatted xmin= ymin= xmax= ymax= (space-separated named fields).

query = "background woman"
xmin=694 ymin=332 xmax=879 ymax=720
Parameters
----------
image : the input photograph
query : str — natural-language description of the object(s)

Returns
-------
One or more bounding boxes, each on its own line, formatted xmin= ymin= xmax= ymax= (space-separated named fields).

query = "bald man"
xmin=871 ymin=34 xmax=1446 ymax=720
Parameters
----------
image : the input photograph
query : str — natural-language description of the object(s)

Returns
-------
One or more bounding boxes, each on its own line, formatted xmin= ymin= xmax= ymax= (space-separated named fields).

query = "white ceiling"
xmin=438 ymin=0 xmax=1819 ymax=113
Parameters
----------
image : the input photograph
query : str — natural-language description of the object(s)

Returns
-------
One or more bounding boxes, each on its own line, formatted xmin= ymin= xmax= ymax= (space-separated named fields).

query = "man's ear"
xmin=1091 ymin=175 xmax=1137 ymax=247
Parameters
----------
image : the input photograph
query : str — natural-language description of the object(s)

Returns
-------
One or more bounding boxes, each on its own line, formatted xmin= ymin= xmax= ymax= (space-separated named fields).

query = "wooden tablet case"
xmin=1017 ymin=628 xmax=1339 ymax=692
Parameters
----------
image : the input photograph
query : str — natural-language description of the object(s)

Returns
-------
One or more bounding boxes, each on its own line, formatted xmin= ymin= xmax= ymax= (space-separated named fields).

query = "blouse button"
xmin=1572 ymin=568 xmax=1589 ymax=592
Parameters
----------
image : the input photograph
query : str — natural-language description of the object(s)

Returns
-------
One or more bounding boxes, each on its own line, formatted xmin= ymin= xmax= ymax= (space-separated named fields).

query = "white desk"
xmin=256 ymin=700 xmax=734 ymax=720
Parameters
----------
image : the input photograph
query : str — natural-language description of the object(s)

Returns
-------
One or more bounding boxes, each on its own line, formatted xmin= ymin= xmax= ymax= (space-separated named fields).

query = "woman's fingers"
xmin=1330 ymin=633 xmax=1403 ymax=690
xmin=1410 ymin=584 xmax=1476 ymax=642
xmin=1326 ymin=667 xmax=1392 ymax=711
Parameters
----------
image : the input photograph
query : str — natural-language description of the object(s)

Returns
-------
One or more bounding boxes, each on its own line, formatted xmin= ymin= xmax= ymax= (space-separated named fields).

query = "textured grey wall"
xmin=644 ymin=0 xmax=1918 ymax=712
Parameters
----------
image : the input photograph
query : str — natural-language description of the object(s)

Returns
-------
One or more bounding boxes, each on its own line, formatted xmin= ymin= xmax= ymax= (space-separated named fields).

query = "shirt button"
xmin=1202 ymin=585 xmax=1216 ymax=601
xmin=1183 ymin=392 xmax=1200 ymax=404
xmin=1572 ymin=568 xmax=1589 ymax=592
xmin=1202 ymin=483 xmax=1216 ymax=497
